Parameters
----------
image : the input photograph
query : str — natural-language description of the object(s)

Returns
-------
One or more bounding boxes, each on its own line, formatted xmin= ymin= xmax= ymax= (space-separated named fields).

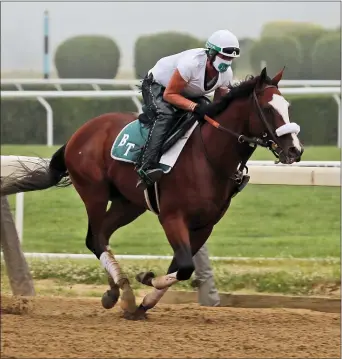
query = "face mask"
xmin=213 ymin=57 xmax=232 ymax=73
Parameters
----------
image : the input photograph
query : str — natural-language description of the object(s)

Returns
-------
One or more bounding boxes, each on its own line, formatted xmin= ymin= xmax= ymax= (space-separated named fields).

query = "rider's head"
xmin=205 ymin=30 xmax=240 ymax=73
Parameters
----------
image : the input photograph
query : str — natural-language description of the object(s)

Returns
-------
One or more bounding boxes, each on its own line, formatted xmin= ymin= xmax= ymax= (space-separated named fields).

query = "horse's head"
xmin=248 ymin=67 xmax=304 ymax=164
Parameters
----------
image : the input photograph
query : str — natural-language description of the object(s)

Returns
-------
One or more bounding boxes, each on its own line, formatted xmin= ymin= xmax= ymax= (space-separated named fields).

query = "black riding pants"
xmin=140 ymin=74 xmax=176 ymax=167
xmin=140 ymin=73 xmax=210 ymax=168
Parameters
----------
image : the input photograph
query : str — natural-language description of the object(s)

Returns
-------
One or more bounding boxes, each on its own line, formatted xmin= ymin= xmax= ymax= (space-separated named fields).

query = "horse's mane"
xmin=206 ymin=74 xmax=272 ymax=118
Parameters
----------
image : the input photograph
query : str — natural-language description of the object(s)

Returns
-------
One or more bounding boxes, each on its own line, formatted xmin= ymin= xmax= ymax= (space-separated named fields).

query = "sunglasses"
xmin=222 ymin=47 xmax=240 ymax=56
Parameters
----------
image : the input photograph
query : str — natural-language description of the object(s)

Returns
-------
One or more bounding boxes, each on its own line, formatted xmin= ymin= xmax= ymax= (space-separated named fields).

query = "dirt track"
xmin=1 ymin=295 xmax=340 ymax=358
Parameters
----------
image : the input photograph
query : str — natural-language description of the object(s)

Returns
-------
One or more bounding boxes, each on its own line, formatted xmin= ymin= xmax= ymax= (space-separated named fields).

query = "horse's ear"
xmin=257 ymin=67 xmax=267 ymax=87
xmin=272 ymin=66 xmax=285 ymax=86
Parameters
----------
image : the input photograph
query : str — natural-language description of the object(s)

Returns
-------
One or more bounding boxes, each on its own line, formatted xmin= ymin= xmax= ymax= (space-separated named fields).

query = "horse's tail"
xmin=1 ymin=144 xmax=72 ymax=197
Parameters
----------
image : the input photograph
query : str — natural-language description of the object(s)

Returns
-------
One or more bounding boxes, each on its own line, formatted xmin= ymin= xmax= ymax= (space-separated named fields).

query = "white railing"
xmin=1 ymin=78 xmax=340 ymax=89
xmin=1 ymin=78 xmax=142 ymax=90
xmin=2 ymin=87 xmax=341 ymax=98
xmin=1 ymin=252 xmax=339 ymax=262
xmin=1 ymin=155 xmax=340 ymax=244
xmin=2 ymin=87 xmax=341 ymax=147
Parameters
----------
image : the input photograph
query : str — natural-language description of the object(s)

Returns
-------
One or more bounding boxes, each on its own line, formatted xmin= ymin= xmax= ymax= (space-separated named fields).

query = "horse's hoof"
xmin=122 ymin=308 xmax=148 ymax=321
xmin=101 ymin=289 xmax=120 ymax=309
xmin=135 ymin=271 xmax=155 ymax=286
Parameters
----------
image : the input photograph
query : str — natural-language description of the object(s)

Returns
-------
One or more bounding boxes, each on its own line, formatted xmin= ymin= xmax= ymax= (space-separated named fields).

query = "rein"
xmin=203 ymin=110 xmax=266 ymax=147
xmin=198 ymin=84 xmax=291 ymax=186
xmin=200 ymin=85 xmax=285 ymax=177
xmin=203 ymin=86 xmax=281 ymax=149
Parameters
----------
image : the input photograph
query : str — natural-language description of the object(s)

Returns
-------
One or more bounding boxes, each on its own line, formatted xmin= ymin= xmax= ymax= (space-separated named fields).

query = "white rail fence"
xmin=1 ymin=156 xmax=340 ymax=245
xmin=1 ymin=252 xmax=339 ymax=262
xmin=1 ymin=85 xmax=341 ymax=147
xmin=2 ymin=78 xmax=340 ymax=89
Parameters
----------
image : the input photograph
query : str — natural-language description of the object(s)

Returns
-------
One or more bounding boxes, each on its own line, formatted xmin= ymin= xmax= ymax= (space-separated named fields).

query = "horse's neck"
xmin=201 ymin=102 xmax=248 ymax=176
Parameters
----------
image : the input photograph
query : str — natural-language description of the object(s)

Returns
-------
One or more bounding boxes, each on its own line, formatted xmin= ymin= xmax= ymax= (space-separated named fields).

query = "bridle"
xmin=201 ymin=84 xmax=285 ymax=161
xmin=198 ymin=83 xmax=297 ymax=187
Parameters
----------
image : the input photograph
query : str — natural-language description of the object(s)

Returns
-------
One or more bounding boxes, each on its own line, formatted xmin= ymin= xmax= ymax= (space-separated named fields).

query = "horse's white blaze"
xmin=269 ymin=94 xmax=302 ymax=152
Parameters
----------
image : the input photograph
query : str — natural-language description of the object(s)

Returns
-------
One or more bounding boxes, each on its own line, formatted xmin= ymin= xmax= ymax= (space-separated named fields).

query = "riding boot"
xmin=136 ymin=115 xmax=173 ymax=190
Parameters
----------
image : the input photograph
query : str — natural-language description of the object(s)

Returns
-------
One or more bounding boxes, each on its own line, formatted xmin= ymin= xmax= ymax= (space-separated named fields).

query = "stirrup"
xmin=136 ymin=168 xmax=163 ymax=190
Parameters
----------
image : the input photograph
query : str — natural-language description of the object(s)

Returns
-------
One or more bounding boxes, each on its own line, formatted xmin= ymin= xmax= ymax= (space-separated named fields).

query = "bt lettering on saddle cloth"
xmin=118 ymin=134 xmax=136 ymax=157
xmin=110 ymin=119 xmax=198 ymax=173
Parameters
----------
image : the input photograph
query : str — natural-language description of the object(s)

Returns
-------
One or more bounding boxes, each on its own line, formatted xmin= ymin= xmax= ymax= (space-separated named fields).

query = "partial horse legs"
xmin=137 ymin=216 xmax=193 ymax=291
xmin=72 ymin=175 xmax=144 ymax=316
xmin=137 ymin=224 xmax=214 ymax=311
xmin=99 ymin=197 xmax=145 ymax=314
xmin=84 ymin=222 xmax=120 ymax=308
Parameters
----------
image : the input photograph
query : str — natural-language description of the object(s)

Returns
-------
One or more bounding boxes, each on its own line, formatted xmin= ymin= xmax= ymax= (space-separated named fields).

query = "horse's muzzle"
xmin=279 ymin=146 xmax=303 ymax=164
xmin=289 ymin=146 xmax=302 ymax=160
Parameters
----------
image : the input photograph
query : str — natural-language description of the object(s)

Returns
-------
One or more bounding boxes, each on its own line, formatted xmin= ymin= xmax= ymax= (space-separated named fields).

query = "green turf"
xmin=1 ymin=257 xmax=340 ymax=295
xmin=2 ymin=145 xmax=340 ymax=258
xmin=1 ymin=144 xmax=341 ymax=161
xmin=5 ymin=184 xmax=340 ymax=258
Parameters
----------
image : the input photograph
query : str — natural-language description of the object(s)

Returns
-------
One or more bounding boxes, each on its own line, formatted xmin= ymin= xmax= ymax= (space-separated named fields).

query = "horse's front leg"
xmin=136 ymin=224 xmax=215 ymax=312
xmin=136 ymin=257 xmax=178 ymax=311
xmin=156 ymin=215 xmax=194 ymax=286
xmin=136 ymin=216 xmax=193 ymax=305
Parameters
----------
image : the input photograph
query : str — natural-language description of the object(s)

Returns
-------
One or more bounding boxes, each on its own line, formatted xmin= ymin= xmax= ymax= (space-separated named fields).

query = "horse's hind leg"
xmin=84 ymin=222 xmax=120 ymax=309
xmin=72 ymin=179 xmax=139 ymax=315
xmin=100 ymin=197 xmax=146 ymax=312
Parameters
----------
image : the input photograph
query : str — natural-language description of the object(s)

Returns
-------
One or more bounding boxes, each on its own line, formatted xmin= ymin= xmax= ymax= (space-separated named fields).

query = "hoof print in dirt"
xmin=122 ymin=309 xmax=148 ymax=321
xmin=2 ymin=297 xmax=33 ymax=315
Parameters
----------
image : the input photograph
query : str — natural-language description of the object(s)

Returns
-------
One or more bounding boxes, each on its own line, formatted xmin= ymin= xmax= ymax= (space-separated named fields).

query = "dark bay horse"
xmin=1 ymin=67 xmax=303 ymax=319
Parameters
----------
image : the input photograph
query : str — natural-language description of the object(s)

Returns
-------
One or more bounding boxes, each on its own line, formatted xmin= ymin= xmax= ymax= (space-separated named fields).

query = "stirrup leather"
xmin=137 ymin=168 xmax=155 ymax=187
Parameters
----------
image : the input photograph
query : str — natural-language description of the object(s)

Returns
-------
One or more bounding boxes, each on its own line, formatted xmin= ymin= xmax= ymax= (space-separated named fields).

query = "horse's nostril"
xmin=288 ymin=147 xmax=301 ymax=158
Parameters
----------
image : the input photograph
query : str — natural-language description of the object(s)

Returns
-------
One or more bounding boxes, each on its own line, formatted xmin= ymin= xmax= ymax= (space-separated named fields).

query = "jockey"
xmin=136 ymin=29 xmax=240 ymax=190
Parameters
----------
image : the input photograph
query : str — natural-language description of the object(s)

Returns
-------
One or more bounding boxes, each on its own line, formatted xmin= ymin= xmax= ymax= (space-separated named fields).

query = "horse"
xmin=1 ymin=67 xmax=303 ymax=320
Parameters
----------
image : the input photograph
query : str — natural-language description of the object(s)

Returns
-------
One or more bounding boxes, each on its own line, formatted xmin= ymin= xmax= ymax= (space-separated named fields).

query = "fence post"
xmin=0 ymin=196 xmax=35 ymax=296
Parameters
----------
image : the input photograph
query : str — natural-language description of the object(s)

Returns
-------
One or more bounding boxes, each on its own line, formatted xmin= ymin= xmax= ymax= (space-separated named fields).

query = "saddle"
xmin=137 ymin=96 xmax=210 ymax=157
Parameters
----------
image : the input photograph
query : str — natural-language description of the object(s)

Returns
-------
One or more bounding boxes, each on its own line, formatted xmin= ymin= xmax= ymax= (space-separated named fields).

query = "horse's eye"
xmin=263 ymin=107 xmax=273 ymax=116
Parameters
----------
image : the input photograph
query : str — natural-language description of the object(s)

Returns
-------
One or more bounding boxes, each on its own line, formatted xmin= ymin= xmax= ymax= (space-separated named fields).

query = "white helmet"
xmin=206 ymin=30 xmax=240 ymax=58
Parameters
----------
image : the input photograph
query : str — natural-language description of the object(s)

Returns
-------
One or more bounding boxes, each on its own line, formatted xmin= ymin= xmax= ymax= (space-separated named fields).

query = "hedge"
xmin=260 ymin=21 xmax=334 ymax=79
xmin=312 ymin=32 xmax=341 ymax=80
xmin=249 ymin=36 xmax=303 ymax=79
xmin=288 ymin=27 xmax=329 ymax=79
xmin=287 ymin=95 xmax=338 ymax=145
xmin=54 ymin=35 xmax=121 ymax=79
xmin=260 ymin=21 xmax=323 ymax=39
xmin=1 ymin=98 xmax=135 ymax=145
xmin=134 ymin=32 xmax=204 ymax=78
xmin=1 ymin=95 xmax=338 ymax=146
